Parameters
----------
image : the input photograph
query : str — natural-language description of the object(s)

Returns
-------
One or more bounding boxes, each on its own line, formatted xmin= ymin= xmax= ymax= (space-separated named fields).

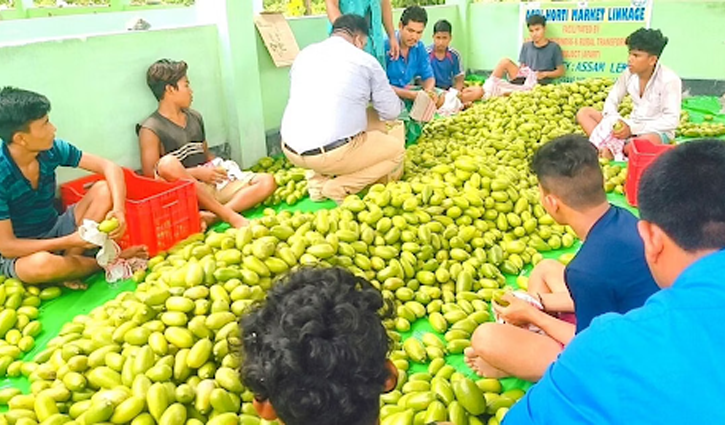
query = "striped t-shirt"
xmin=136 ymin=109 xmax=207 ymax=168
xmin=0 ymin=139 xmax=82 ymax=238
xmin=426 ymin=45 xmax=464 ymax=90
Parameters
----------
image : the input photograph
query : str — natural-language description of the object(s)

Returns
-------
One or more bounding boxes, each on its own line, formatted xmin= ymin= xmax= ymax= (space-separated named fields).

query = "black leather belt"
xmin=285 ymin=134 xmax=358 ymax=156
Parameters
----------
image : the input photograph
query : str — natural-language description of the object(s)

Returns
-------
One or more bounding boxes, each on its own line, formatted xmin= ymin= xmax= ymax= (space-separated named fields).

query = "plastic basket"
xmin=625 ymin=139 xmax=676 ymax=207
xmin=60 ymin=174 xmax=103 ymax=211
xmin=60 ymin=169 xmax=200 ymax=256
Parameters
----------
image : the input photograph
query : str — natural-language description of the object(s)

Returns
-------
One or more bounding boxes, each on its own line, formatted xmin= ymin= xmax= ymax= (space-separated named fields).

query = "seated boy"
xmin=427 ymin=19 xmax=483 ymax=104
xmin=464 ymin=135 xmax=659 ymax=382
xmin=137 ymin=59 xmax=276 ymax=229
xmin=577 ymin=28 xmax=681 ymax=159
xmin=504 ymin=139 xmax=725 ymax=424
xmin=241 ymin=267 xmax=454 ymax=425
xmin=484 ymin=14 xmax=564 ymax=98
xmin=0 ymin=87 xmax=146 ymax=290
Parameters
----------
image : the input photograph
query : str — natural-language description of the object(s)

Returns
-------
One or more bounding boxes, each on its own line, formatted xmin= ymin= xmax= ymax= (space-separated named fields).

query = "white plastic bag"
xmin=590 ymin=115 xmax=627 ymax=161
xmin=483 ymin=66 xmax=538 ymax=100
xmin=437 ymin=89 xmax=465 ymax=117
xmin=494 ymin=291 xmax=545 ymax=334
xmin=78 ymin=220 xmax=147 ymax=283
xmin=205 ymin=158 xmax=256 ymax=191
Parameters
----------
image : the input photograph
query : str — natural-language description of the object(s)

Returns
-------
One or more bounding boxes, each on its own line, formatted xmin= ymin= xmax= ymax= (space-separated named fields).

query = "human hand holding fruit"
xmin=612 ymin=119 xmax=631 ymax=139
xmin=492 ymin=293 xmax=536 ymax=327
xmin=100 ymin=209 xmax=126 ymax=240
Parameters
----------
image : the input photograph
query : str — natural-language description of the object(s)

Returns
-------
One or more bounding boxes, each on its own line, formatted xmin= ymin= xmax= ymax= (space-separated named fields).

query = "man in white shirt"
xmin=281 ymin=14 xmax=404 ymax=204
xmin=577 ymin=28 xmax=681 ymax=158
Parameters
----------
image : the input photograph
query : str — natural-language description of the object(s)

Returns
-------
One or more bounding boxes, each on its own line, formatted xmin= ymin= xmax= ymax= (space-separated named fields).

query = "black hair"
xmin=626 ymin=28 xmax=668 ymax=57
xmin=434 ymin=19 xmax=452 ymax=35
xmin=531 ymin=134 xmax=606 ymax=209
xmin=639 ymin=139 xmax=725 ymax=252
xmin=400 ymin=5 xmax=428 ymax=27
xmin=146 ymin=59 xmax=189 ymax=101
xmin=332 ymin=14 xmax=370 ymax=37
xmin=0 ymin=87 xmax=51 ymax=145
xmin=527 ymin=14 xmax=546 ymax=28
xmin=240 ymin=267 xmax=394 ymax=425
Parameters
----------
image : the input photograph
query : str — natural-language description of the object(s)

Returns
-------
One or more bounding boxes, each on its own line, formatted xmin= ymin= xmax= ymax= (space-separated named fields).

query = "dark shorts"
xmin=0 ymin=206 xmax=78 ymax=280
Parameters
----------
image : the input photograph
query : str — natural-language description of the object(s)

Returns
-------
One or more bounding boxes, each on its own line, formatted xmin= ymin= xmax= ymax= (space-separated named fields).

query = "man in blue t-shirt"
xmin=0 ymin=87 xmax=145 ymax=289
xmin=426 ymin=19 xmax=483 ymax=105
xmin=505 ymin=139 xmax=725 ymax=424
xmin=385 ymin=6 xmax=441 ymax=107
xmin=465 ymin=134 xmax=658 ymax=382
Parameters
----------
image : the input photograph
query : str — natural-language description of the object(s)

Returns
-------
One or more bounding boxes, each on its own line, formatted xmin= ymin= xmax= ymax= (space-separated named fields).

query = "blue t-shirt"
xmin=426 ymin=46 xmax=464 ymax=90
xmin=505 ymin=249 xmax=725 ymax=424
xmin=0 ymin=139 xmax=82 ymax=239
xmin=564 ymin=205 xmax=659 ymax=333
xmin=385 ymin=35 xmax=434 ymax=88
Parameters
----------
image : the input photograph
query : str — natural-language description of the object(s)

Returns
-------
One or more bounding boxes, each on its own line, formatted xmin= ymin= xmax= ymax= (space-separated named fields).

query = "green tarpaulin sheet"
xmin=4 ymin=95 xmax=713 ymax=402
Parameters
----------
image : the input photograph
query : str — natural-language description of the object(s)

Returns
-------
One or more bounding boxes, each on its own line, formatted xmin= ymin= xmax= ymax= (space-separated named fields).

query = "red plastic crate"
xmin=625 ymin=139 xmax=676 ymax=207
xmin=60 ymin=173 xmax=104 ymax=210
xmin=60 ymin=168 xmax=200 ymax=256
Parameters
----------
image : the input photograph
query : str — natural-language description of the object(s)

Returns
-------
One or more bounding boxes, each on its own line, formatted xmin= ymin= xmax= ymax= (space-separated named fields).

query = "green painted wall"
xmin=0 ymin=26 xmax=226 ymax=183
xmin=0 ymin=8 xmax=199 ymax=44
xmin=649 ymin=0 xmax=725 ymax=80
xmin=467 ymin=2 xmax=520 ymax=72
xmin=217 ymin=0 xmax=267 ymax=168
xmin=466 ymin=0 xmax=725 ymax=81
xmin=257 ymin=5 xmax=464 ymax=132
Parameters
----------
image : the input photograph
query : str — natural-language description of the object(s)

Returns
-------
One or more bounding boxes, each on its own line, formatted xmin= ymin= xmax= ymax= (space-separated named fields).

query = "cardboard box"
xmin=254 ymin=13 xmax=300 ymax=68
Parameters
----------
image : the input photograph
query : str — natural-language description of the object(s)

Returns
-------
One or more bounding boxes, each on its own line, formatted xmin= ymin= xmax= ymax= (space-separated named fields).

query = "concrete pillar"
xmin=206 ymin=0 xmax=268 ymax=168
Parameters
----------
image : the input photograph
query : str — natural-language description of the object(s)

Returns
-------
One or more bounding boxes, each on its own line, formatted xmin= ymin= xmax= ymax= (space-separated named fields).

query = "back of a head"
xmin=434 ymin=19 xmax=452 ymax=35
xmin=332 ymin=14 xmax=370 ymax=38
xmin=531 ymin=134 xmax=606 ymax=209
xmin=401 ymin=5 xmax=428 ymax=27
xmin=639 ymin=139 xmax=725 ymax=252
xmin=146 ymin=59 xmax=188 ymax=101
xmin=240 ymin=268 xmax=392 ymax=425
xmin=626 ymin=28 xmax=668 ymax=57
xmin=527 ymin=14 xmax=546 ymax=28
xmin=0 ymin=87 xmax=51 ymax=144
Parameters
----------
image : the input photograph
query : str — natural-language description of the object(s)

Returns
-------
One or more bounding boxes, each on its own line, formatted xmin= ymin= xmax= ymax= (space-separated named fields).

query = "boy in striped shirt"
xmin=0 ymin=87 xmax=146 ymax=289
xmin=427 ymin=19 xmax=483 ymax=105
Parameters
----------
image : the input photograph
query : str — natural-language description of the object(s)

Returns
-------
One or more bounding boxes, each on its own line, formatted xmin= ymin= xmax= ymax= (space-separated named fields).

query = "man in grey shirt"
xmin=491 ymin=14 xmax=565 ymax=85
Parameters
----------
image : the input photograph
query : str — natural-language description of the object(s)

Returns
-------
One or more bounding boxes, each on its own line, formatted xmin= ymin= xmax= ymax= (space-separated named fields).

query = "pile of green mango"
xmin=600 ymin=159 xmax=627 ymax=195
xmin=676 ymin=111 xmax=725 ymax=138
xmin=0 ymin=276 xmax=62 ymax=379
xmin=248 ymin=156 xmax=308 ymax=207
xmin=0 ymin=78 xmax=645 ymax=425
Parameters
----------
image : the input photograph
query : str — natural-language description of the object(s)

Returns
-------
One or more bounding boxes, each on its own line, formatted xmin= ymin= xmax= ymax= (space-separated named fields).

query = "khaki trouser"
xmin=282 ymin=110 xmax=405 ymax=203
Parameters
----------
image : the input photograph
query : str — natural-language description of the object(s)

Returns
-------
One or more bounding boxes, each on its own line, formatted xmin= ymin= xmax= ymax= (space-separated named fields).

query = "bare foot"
xmin=63 ymin=281 xmax=88 ymax=290
xmin=200 ymin=211 xmax=217 ymax=231
xmin=599 ymin=147 xmax=615 ymax=160
xmin=464 ymin=347 xmax=509 ymax=379
xmin=119 ymin=246 xmax=149 ymax=260
xmin=228 ymin=214 xmax=250 ymax=229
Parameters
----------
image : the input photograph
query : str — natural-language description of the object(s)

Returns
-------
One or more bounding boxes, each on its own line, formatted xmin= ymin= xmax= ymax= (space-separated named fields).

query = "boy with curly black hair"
xmin=240 ymin=267 xmax=430 ymax=425
xmin=577 ymin=28 xmax=682 ymax=158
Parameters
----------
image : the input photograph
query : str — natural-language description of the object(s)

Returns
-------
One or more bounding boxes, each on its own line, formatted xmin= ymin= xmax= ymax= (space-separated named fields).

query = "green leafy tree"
xmin=264 ymin=0 xmax=324 ymax=17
